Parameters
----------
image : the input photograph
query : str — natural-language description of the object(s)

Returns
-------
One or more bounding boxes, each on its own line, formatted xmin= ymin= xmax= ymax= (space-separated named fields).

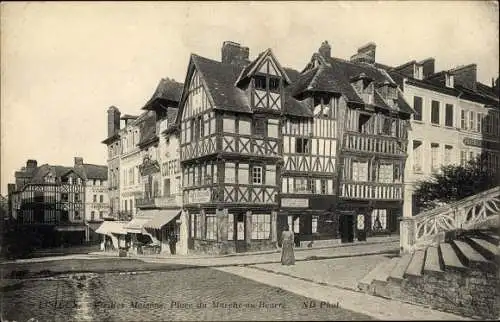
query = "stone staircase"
xmin=358 ymin=228 xmax=500 ymax=319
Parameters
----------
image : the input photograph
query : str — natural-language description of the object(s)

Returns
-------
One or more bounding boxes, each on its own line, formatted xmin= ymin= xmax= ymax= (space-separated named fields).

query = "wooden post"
xmin=271 ymin=211 xmax=277 ymax=243
xmin=245 ymin=211 xmax=252 ymax=247
xmin=200 ymin=209 xmax=206 ymax=241
xmin=217 ymin=208 xmax=228 ymax=242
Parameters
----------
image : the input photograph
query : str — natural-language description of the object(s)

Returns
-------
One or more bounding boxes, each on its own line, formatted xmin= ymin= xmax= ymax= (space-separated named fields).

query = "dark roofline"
xmin=121 ymin=114 xmax=139 ymax=120
xmin=392 ymin=60 xmax=417 ymax=71
xmin=138 ymin=136 xmax=159 ymax=149
xmin=101 ymin=133 xmax=120 ymax=145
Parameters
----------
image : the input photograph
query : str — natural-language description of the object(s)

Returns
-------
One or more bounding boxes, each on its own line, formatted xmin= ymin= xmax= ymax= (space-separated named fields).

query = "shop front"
xmin=95 ymin=220 xmax=128 ymax=251
xmin=278 ymin=195 xmax=338 ymax=247
xmin=186 ymin=206 xmax=278 ymax=255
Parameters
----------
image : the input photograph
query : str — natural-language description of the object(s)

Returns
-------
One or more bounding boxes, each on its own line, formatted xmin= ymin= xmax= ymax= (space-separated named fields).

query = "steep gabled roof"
xmin=235 ymin=48 xmax=292 ymax=86
xmin=192 ymin=54 xmax=252 ymax=114
xmin=82 ymin=164 xmax=108 ymax=180
xmin=142 ymin=78 xmax=184 ymax=110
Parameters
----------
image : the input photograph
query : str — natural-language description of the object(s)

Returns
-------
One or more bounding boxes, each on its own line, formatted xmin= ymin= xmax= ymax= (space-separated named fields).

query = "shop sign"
xmin=357 ymin=215 xmax=365 ymax=230
xmin=281 ymin=198 xmax=309 ymax=208
xmin=189 ymin=189 xmax=211 ymax=204
xmin=463 ymin=138 xmax=499 ymax=150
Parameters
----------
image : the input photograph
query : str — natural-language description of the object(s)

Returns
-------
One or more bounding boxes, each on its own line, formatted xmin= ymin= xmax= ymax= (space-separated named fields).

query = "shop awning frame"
xmin=96 ymin=221 xmax=128 ymax=235
xmin=143 ymin=209 xmax=181 ymax=230
xmin=124 ymin=217 xmax=152 ymax=234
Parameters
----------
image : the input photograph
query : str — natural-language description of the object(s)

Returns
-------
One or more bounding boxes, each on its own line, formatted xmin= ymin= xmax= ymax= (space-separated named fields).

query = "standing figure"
xmin=281 ymin=224 xmax=295 ymax=265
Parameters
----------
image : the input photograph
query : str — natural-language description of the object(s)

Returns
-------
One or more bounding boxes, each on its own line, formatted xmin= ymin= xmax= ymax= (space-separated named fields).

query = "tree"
xmin=414 ymin=153 xmax=499 ymax=211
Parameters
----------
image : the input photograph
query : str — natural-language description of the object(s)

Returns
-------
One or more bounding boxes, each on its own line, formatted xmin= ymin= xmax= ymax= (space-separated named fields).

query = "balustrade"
xmin=343 ymin=132 xmax=406 ymax=155
xmin=340 ymin=181 xmax=403 ymax=200
xmin=400 ymin=186 xmax=500 ymax=254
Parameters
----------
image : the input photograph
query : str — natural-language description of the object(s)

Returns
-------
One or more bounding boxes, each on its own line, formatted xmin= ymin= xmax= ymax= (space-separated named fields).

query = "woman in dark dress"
xmin=281 ymin=224 xmax=295 ymax=265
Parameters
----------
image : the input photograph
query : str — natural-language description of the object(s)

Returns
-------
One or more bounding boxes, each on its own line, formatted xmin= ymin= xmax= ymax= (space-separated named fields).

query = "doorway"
xmin=235 ymin=214 xmax=246 ymax=253
xmin=339 ymin=212 xmax=354 ymax=243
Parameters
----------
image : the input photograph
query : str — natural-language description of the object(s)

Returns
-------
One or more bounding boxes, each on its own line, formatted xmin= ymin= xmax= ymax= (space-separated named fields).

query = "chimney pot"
xmin=318 ymin=40 xmax=331 ymax=59
xmin=74 ymin=157 xmax=84 ymax=166
xmin=351 ymin=42 xmax=376 ymax=64
xmin=26 ymin=159 xmax=37 ymax=169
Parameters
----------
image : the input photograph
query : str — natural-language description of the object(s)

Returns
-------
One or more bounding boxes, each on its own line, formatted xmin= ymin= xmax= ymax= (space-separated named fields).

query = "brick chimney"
xmin=221 ymin=41 xmax=250 ymax=67
xmin=318 ymin=41 xmax=331 ymax=59
xmin=419 ymin=58 xmax=435 ymax=78
xmin=452 ymin=64 xmax=477 ymax=91
xmin=26 ymin=159 xmax=37 ymax=170
xmin=107 ymin=106 xmax=121 ymax=137
xmin=350 ymin=42 xmax=376 ymax=64
xmin=74 ymin=157 xmax=84 ymax=166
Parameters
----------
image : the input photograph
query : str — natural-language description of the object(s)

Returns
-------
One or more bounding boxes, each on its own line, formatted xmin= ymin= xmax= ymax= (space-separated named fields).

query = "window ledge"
xmin=412 ymin=120 xmax=424 ymax=124
xmin=431 ymin=123 xmax=441 ymax=127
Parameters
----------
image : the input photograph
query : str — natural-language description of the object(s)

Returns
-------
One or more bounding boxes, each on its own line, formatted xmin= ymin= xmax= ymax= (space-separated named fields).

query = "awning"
xmin=54 ymin=225 xmax=86 ymax=232
xmin=96 ymin=221 xmax=128 ymax=235
xmin=125 ymin=217 xmax=152 ymax=233
xmin=143 ymin=209 xmax=181 ymax=230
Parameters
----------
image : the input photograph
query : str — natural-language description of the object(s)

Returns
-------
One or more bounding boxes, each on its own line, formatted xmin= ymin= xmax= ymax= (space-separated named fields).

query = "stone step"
xmin=453 ymin=239 xmax=495 ymax=272
xmin=388 ymin=253 xmax=412 ymax=283
xmin=477 ymin=231 xmax=500 ymax=245
xmin=467 ymin=236 xmax=500 ymax=261
xmin=358 ymin=257 xmax=392 ymax=293
xmin=404 ymin=250 xmax=425 ymax=277
xmin=423 ymin=246 xmax=443 ymax=274
xmin=370 ymin=257 xmax=399 ymax=298
xmin=439 ymin=243 xmax=466 ymax=271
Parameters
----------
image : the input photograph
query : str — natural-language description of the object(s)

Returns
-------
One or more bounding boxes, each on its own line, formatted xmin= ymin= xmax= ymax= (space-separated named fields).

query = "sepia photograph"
xmin=1 ymin=1 xmax=499 ymax=321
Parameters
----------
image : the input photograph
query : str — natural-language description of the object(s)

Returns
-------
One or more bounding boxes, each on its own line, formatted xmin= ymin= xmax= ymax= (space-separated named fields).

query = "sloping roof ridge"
xmin=392 ymin=60 xmax=417 ymax=71
xmin=190 ymin=54 xmax=221 ymax=109
xmin=307 ymin=66 xmax=325 ymax=90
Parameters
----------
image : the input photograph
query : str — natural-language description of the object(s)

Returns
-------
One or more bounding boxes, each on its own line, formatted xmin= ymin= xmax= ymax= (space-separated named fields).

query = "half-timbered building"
xmin=9 ymin=159 xmax=87 ymax=247
xmin=294 ymin=42 xmax=413 ymax=242
xmin=177 ymin=41 xmax=310 ymax=254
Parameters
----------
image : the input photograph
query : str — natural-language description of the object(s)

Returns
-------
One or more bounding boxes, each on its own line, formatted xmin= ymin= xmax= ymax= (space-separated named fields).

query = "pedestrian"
xmin=281 ymin=224 xmax=295 ymax=265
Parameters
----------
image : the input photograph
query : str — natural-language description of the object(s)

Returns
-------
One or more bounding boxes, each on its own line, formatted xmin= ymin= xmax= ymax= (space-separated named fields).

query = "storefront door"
xmin=235 ymin=214 xmax=246 ymax=253
xmin=340 ymin=211 xmax=355 ymax=243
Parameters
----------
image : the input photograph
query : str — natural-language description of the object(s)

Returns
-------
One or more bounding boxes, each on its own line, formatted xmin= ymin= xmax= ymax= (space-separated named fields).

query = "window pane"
xmin=413 ymin=96 xmax=422 ymax=121
xmin=239 ymin=119 xmax=251 ymax=135
xmin=225 ymin=163 xmax=235 ymax=183
xmin=445 ymin=104 xmax=453 ymax=127
xmin=252 ymin=166 xmax=262 ymax=184
xmin=431 ymin=101 xmax=440 ymax=124
xmin=223 ymin=116 xmax=235 ymax=133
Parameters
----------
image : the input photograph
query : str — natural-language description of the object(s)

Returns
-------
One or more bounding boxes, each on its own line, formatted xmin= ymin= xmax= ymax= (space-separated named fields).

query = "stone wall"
xmin=389 ymin=268 xmax=499 ymax=319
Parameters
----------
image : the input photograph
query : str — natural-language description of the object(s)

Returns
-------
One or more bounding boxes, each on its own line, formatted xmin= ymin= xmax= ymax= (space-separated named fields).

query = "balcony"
xmin=343 ymin=132 xmax=406 ymax=156
xmin=340 ymin=181 xmax=403 ymax=200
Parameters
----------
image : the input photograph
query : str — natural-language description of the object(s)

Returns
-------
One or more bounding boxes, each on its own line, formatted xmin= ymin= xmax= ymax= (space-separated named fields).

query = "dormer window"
xmin=446 ymin=73 xmax=454 ymax=88
xmin=269 ymin=78 xmax=280 ymax=92
xmin=254 ymin=76 xmax=266 ymax=90
xmin=414 ymin=65 xmax=423 ymax=80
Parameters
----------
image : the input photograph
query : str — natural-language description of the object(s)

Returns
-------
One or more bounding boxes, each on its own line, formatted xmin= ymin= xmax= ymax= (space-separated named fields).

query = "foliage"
xmin=414 ymin=153 xmax=499 ymax=211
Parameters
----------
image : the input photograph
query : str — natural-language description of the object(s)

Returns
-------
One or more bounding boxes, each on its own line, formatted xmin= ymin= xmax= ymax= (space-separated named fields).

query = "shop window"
xmin=206 ymin=215 xmax=217 ymax=240
xmin=99 ymin=211 xmax=103 ymax=219
xmin=371 ymin=209 xmax=387 ymax=231
xmin=190 ymin=214 xmax=195 ymax=238
xmin=196 ymin=214 xmax=202 ymax=239
xmin=164 ymin=179 xmax=171 ymax=196
xmin=251 ymin=214 xmax=271 ymax=240
xmin=227 ymin=214 xmax=234 ymax=240
xmin=312 ymin=216 xmax=319 ymax=234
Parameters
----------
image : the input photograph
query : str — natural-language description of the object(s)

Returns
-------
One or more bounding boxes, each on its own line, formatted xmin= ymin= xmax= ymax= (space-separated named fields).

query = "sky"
xmin=1 ymin=1 xmax=499 ymax=195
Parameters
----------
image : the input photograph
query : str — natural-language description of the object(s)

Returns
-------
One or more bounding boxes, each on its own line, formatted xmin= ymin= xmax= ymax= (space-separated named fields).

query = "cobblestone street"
xmin=1 ymin=259 xmax=373 ymax=321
